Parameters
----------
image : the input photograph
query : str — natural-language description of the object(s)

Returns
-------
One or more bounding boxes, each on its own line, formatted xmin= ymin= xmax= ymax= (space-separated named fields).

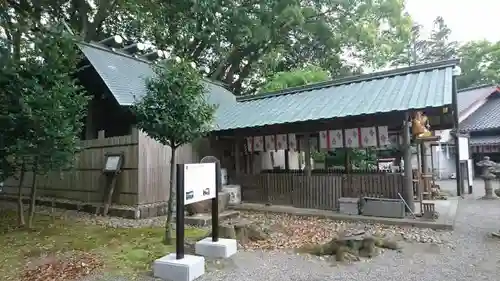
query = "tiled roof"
xmin=214 ymin=60 xmax=459 ymax=131
xmin=460 ymin=95 xmax=500 ymax=132
xmin=469 ymin=135 xmax=500 ymax=146
xmin=78 ymin=42 xmax=236 ymax=107
xmin=457 ymin=84 xmax=498 ymax=114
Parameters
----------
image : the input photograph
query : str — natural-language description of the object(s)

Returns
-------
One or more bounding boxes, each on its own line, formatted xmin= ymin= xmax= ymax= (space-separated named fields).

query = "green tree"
xmin=132 ymin=58 xmax=216 ymax=245
xmin=260 ymin=66 xmax=330 ymax=92
xmin=0 ymin=24 xmax=89 ymax=227
xmin=457 ymin=40 xmax=500 ymax=89
xmin=392 ymin=16 xmax=457 ymax=66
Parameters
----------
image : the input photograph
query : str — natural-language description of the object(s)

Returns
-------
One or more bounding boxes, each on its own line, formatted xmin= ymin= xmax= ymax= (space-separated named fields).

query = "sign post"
xmin=211 ymin=161 xmax=221 ymax=242
xmin=194 ymin=161 xmax=237 ymax=259
xmin=154 ymin=163 xmax=215 ymax=281
xmin=175 ymin=163 xmax=185 ymax=260
xmin=175 ymin=162 xmax=217 ymax=259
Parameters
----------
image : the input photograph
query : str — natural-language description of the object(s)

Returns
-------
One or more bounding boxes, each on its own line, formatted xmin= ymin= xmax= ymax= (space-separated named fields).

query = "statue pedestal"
xmin=482 ymin=180 xmax=497 ymax=200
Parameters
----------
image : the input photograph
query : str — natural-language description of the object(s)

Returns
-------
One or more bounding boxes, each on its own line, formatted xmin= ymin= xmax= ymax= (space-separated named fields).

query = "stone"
xmin=477 ymin=156 xmax=500 ymax=199
xmin=495 ymin=188 xmax=500 ymax=198
xmin=153 ymin=254 xmax=205 ymax=281
xmin=195 ymin=237 xmax=238 ymax=258
xmin=185 ymin=191 xmax=230 ymax=216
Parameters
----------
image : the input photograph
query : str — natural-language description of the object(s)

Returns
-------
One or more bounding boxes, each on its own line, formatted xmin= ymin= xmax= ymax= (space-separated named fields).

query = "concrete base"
xmin=195 ymin=237 xmax=237 ymax=258
xmin=153 ymin=253 xmax=205 ymax=281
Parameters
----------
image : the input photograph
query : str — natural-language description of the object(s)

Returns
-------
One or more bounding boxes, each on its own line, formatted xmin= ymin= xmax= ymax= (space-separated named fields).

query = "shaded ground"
xmin=0 ymin=206 xmax=207 ymax=281
xmin=4 ymin=180 xmax=500 ymax=281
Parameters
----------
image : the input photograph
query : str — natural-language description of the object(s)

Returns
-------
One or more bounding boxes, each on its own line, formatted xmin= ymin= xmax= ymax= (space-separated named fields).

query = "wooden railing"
xmin=233 ymin=169 xmax=404 ymax=211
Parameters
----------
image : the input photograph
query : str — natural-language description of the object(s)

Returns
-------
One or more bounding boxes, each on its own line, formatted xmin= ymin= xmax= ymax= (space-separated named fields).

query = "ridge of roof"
xmin=458 ymin=83 xmax=499 ymax=93
xmin=238 ymin=59 xmax=460 ymax=102
xmin=77 ymin=41 xmax=230 ymax=90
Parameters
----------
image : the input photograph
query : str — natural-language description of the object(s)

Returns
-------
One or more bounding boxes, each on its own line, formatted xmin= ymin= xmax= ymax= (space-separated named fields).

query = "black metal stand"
xmin=176 ymin=164 xmax=185 ymax=260
xmin=212 ymin=161 xmax=221 ymax=242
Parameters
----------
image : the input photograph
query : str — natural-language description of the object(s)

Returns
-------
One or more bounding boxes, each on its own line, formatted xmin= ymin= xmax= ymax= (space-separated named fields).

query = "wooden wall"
xmin=2 ymin=132 xmax=139 ymax=205
xmin=137 ymin=131 xmax=202 ymax=205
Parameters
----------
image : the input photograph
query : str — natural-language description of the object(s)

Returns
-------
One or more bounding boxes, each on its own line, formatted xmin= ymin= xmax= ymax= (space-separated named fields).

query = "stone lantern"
xmin=476 ymin=156 xmax=500 ymax=199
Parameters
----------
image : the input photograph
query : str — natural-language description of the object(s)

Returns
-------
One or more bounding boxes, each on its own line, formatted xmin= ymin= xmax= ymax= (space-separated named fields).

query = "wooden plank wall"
xmin=137 ymin=130 xmax=201 ymax=205
xmin=2 ymin=132 xmax=139 ymax=205
xmin=235 ymin=171 xmax=403 ymax=211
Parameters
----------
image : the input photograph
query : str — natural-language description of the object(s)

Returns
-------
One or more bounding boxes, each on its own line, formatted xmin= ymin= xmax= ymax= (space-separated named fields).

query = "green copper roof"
xmin=214 ymin=59 xmax=459 ymax=131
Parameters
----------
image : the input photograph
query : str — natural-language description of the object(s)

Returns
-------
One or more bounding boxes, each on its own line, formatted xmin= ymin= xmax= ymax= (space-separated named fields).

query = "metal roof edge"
xmin=457 ymin=83 xmax=498 ymax=93
xmin=77 ymin=41 xmax=234 ymax=93
xmin=238 ymin=58 xmax=460 ymax=102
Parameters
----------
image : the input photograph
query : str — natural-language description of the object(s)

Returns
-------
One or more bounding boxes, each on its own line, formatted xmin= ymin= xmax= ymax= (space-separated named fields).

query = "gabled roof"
xmin=457 ymin=84 xmax=498 ymax=115
xmin=460 ymin=94 xmax=500 ymax=132
xmin=215 ymin=59 xmax=459 ymax=131
xmin=78 ymin=42 xmax=236 ymax=107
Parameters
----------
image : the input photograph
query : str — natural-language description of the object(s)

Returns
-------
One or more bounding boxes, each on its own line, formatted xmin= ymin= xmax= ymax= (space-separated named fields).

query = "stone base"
xmin=195 ymin=237 xmax=237 ymax=258
xmin=153 ymin=254 xmax=205 ymax=281
xmin=481 ymin=195 xmax=498 ymax=200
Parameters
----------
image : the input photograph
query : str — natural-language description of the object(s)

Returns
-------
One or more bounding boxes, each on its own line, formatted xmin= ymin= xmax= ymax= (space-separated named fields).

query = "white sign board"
xmin=458 ymin=137 xmax=469 ymax=161
xmin=183 ymin=163 xmax=216 ymax=205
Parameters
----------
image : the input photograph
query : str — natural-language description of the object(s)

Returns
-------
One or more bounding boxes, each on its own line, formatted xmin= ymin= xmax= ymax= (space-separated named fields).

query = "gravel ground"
xmin=83 ymin=194 xmax=500 ymax=281
xmin=6 ymin=180 xmax=500 ymax=281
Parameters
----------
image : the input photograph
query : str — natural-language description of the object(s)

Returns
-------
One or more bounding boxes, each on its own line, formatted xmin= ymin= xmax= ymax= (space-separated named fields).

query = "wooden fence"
xmin=2 ymin=133 xmax=139 ymax=205
xmin=234 ymin=169 xmax=404 ymax=211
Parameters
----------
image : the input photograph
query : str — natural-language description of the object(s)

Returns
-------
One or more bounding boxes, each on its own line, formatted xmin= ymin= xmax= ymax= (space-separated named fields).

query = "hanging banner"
xmin=264 ymin=135 xmax=276 ymax=151
xmin=246 ymin=137 xmax=254 ymax=153
xmin=253 ymin=136 xmax=264 ymax=152
xmin=360 ymin=127 xmax=377 ymax=147
xmin=288 ymin=134 xmax=297 ymax=151
xmin=344 ymin=128 xmax=360 ymax=148
xmin=276 ymin=134 xmax=288 ymax=150
xmin=378 ymin=126 xmax=390 ymax=146
xmin=319 ymin=130 xmax=330 ymax=150
xmin=309 ymin=135 xmax=319 ymax=152
xmin=320 ymin=130 xmax=344 ymax=149
xmin=331 ymin=130 xmax=344 ymax=148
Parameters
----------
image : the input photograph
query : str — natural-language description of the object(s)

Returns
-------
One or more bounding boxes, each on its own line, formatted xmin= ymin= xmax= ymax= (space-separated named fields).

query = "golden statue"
xmin=411 ymin=111 xmax=432 ymax=138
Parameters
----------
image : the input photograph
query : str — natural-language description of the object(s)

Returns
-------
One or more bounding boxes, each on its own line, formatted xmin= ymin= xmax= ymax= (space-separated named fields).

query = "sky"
xmin=406 ymin=0 xmax=500 ymax=43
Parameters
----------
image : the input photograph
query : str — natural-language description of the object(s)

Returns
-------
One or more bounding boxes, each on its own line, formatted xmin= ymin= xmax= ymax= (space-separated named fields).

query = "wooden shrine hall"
xmin=209 ymin=59 xmax=463 ymax=213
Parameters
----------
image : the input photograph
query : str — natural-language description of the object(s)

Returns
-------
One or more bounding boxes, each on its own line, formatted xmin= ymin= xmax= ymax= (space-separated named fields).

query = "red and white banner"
xmin=264 ymin=135 xmax=276 ymax=151
xmin=378 ymin=126 xmax=390 ymax=146
xmin=360 ymin=127 xmax=377 ymax=147
xmin=344 ymin=128 xmax=360 ymax=148
xmin=253 ymin=136 xmax=264 ymax=152
xmin=288 ymin=134 xmax=297 ymax=151
xmin=276 ymin=134 xmax=287 ymax=150
xmin=319 ymin=130 xmax=343 ymax=150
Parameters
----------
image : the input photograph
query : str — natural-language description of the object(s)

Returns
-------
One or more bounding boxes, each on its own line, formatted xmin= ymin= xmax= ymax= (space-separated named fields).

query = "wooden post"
xmin=304 ymin=133 xmax=312 ymax=176
xmin=402 ymin=113 xmax=415 ymax=212
xmin=234 ymin=138 xmax=241 ymax=176
xmin=451 ymin=69 xmax=462 ymax=196
xmin=284 ymin=150 xmax=290 ymax=171
xmin=98 ymin=130 xmax=105 ymax=139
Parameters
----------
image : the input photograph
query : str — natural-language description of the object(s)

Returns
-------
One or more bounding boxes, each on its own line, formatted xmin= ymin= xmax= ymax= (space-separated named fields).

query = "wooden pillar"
xmin=451 ymin=68 xmax=462 ymax=196
xmin=420 ymin=142 xmax=430 ymax=195
xmin=284 ymin=150 xmax=290 ymax=170
xmin=234 ymin=138 xmax=241 ymax=176
xmin=304 ymin=133 xmax=312 ymax=176
xmin=98 ymin=130 xmax=105 ymax=139
xmin=402 ymin=113 xmax=415 ymax=212
xmin=85 ymin=99 xmax=95 ymax=139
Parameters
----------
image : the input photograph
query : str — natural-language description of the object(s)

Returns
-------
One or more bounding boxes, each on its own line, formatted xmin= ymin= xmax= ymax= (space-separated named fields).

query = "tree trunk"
xmin=164 ymin=146 xmax=177 ymax=245
xmin=27 ymin=164 xmax=38 ymax=229
xmin=17 ymin=162 xmax=26 ymax=227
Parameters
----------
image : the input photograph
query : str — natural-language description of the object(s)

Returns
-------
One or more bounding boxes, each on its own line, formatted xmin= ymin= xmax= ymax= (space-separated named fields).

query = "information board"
xmin=183 ymin=163 xmax=216 ymax=205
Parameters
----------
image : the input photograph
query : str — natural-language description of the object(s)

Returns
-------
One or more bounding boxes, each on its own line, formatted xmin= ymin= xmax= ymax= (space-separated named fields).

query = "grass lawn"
xmin=0 ymin=210 xmax=208 ymax=281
